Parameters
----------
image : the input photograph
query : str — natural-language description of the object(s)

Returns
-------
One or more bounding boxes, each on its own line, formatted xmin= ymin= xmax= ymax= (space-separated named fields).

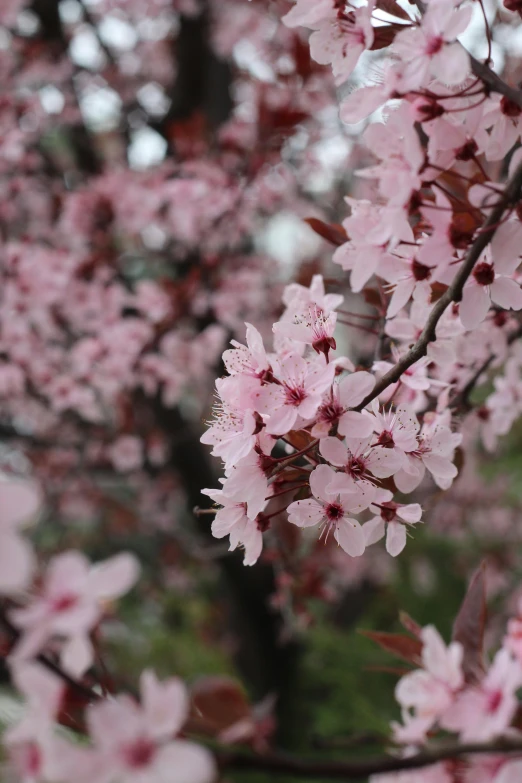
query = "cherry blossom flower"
xmin=254 ymin=354 xmax=335 ymax=435
xmin=442 ymin=649 xmax=522 ymax=741
xmin=363 ymin=489 xmax=422 ymax=556
xmin=287 ymin=464 xmax=367 ymax=556
xmin=10 ymin=551 xmax=140 ymax=676
xmin=202 ymin=487 xmax=264 ymax=565
xmin=394 ymin=625 xmax=464 ymax=739
xmin=0 ymin=479 xmax=41 ymax=595
xmin=392 ymin=0 xmax=472 ymax=89
xmin=80 ymin=671 xmax=216 ymax=783
xmin=459 ymin=253 xmax=522 ymax=330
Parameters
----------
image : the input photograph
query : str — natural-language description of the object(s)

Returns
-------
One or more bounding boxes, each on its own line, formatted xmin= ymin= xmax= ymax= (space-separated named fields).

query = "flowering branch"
xmin=217 ymin=737 xmax=522 ymax=779
xmin=353 ymin=160 xmax=522 ymax=413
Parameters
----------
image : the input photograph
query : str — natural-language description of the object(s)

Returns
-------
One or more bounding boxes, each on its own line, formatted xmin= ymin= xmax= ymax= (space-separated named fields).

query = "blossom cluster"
xmin=0 ymin=478 xmax=215 ymax=783
xmin=370 ymin=606 xmax=522 ymax=782
xmin=201 ymin=274 xmax=462 ymax=565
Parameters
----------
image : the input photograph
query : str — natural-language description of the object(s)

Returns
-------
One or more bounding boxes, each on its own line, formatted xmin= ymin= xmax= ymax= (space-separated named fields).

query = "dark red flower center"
xmin=473 ymin=262 xmax=495 ymax=287
xmin=124 ymin=738 xmax=156 ymax=770
xmin=285 ymin=385 xmax=307 ymax=406
xmin=412 ymin=259 xmax=431 ymax=282
xmin=326 ymin=502 xmax=344 ymax=521
xmin=426 ymin=35 xmax=444 ymax=55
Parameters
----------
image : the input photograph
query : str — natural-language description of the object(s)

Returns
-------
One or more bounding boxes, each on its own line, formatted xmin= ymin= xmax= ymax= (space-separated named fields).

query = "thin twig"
xmin=353 ymin=160 xmax=522 ymax=412
xmin=217 ymin=738 xmax=522 ymax=779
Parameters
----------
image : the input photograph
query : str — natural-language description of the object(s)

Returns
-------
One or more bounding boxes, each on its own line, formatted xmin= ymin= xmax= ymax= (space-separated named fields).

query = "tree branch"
xmin=469 ymin=54 xmax=522 ymax=109
xmin=354 ymin=160 xmax=522 ymax=412
xmin=217 ymin=738 xmax=522 ymax=779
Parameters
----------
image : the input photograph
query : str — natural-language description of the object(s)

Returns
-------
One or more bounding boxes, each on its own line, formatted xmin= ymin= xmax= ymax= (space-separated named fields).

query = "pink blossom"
xmin=442 ymin=649 xmax=522 ymax=741
xmin=202 ymin=488 xmax=263 ymax=566
xmin=392 ymin=0 xmax=472 ymax=89
xmin=254 ymin=354 xmax=335 ymax=435
xmin=363 ymin=489 xmax=422 ymax=556
xmin=308 ymin=4 xmax=375 ymax=85
xmin=0 ymin=479 xmax=41 ymax=595
xmin=394 ymin=625 xmax=464 ymax=739
xmin=459 ymin=253 xmax=522 ymax=330
xmin=10 ymin=551 xmax=140 ymax=676
xmin=80 ymin=671 xmax=216 ymax=783
xmin=109 ymin=435 xmax=144 ymax=473
xmin=287 ymin=464 xmax=367 ymax=556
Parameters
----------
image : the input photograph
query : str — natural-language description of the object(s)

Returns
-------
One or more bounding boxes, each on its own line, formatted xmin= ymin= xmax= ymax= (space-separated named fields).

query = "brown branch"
xmin=353 ymin=160 xmax=522 ymax=412
xmin=450 ymin=321 xmax=522 ymax=411
xmin=469 ymin=54 xmax=522 ymax=109
xmin=0 ymin=609 xmax=100 ymax=703
xmin=217 ymin=738 xmax=522 ymax=779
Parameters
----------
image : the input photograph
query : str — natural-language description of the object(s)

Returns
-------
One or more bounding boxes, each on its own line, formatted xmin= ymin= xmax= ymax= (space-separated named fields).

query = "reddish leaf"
xmin=361 ymin=630 xmax=423 ymax=664
xmin=452 ymin=563 xmax=487 ymax=683
xmin=285 ymin=429 xmax=316 ymax=451
xmin=362 ymin=287 xmax=382 ymax=308
xmin=369 ymin=24 xmax=404 ymax=50
xmin=375 ymin=0 xmax=413 ymax=20
xmin=430 ymin=281 xmax=449 ymax=302
xmin=304 ymin=218 xmax=348 ymax=246
xmin=399 ymin=611 xmax=422 ymax=638
xmin=190 ymin=676 xmax=251 ymax=737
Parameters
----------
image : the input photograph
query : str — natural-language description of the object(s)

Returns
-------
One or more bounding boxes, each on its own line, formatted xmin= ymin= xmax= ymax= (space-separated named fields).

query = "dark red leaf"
xmin=361 ymin=630 xmax=423 ymax=664
xmin=374 ymin=0 xmax=414 ymax=21
xmin=362 ymin=287 xmax=382 ymax=308
xmin=189 ymin=676 xmax=251 ymax=737
xmin=399 ymin=611 xmax=422 ymax=638
xmin=369 ymin=25 xmax=403 ymax=50
xmin=304 ymin=218 xmax=348 ymax=246
xmin=452 ymin=563 xmax=487 ymax=683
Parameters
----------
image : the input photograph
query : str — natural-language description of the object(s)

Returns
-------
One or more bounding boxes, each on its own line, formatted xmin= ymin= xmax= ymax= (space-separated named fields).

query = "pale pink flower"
xmin=392 ymin=0 xmax=472 ymax=89
xmin=222 ymin=438 xmax=273 ymax=520
xmin=202 ymin=488 xmax=263 ymax=566
xmin=357 ymin=104 xmax=424 ymax=207
xmin=201 ymin=376 xmax=259 ymax=469
xmin=337 ymin=371 xmax=376 ymax=439
xmin=287 ymin=464 xmax=366 ymax=556
xmin=254 ymin=354 xmax=335 ymax=435
xmin=5 ymin=662 xmax=64 ymax=783
xmin=222 ymin=322 xmax=270 ymax=378
xmin=109 ymin=435 xmax=144 ymax=473
xmin=81 ymin=670 xmax=215 ymax=783
xmin=442 ymin=649 xmax=522 ymax=741
xmin=394 ymin=421 xmax=461 ymax=492
xmin=363 ymin=489 xmax=422 ymax=556
xmin=0 ymin=479 xmax=41 ymax=595
xmin=459 ymin=255 xmax=522 ymax=331
xmin=10 ymin=551 xmax=140 ymax=676
xmin=282 ymin=0 xmax=335 ymax=28
xmin=395 ymin=625 xmax=464 ymax=738
xmin=320 ymin=436 xmax=401 ymax=490
xmin=273 ymin=305 xmax=337 ymax=359
xmin=308 ymin=4 xmax=375 ymax=85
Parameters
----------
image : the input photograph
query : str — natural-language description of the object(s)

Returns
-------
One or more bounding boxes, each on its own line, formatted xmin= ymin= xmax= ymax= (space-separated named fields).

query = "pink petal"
xmin=338 ymin=411 xmax=374 ymax=438
xmin=362 ymin=516 xmax=385 ymax=545
xmin=338 ymin=371 xmax=375 ymax=407
xmin=91 ymin=553 xmax=140 ymax=600
xmin=1 ymin=480 xmax=42 ymax=529
xmin=491 ymin=277 xmax=522 ymax=310
xmin=309 ymin=463 xmax=337 ymax=501
xmin=334 ymin=518 xmax=366 ymax=557
xmin=319 ymin=436 xmax=347 ymax=467
xmin=397 ymin=503 xmax=422 ymax=523
xmin=459 ymin=284 xmax=490 ymax=329
xmin=0 ymin=533 xmax=35 ymax=593
xmin=154 ymin=740 xmax=216 ymax=783
xmin=141 ymin=670 xmax=188 ymax=740
xmin=386 ymin=522 xmax=407 ymax=557
xmin=287 ymin=498 xmax=325 ymax=528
